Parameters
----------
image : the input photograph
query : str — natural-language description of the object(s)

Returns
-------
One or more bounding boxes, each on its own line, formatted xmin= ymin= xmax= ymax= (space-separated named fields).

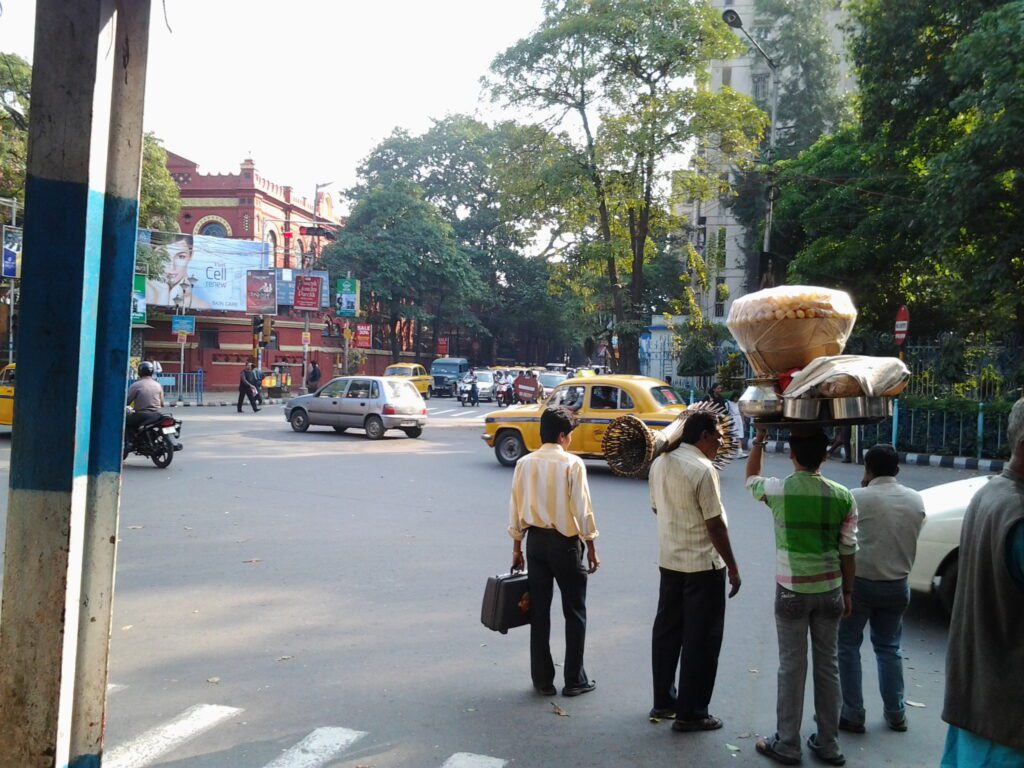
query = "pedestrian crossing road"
xmin=104 ymin=687 xmax=507 ymax=768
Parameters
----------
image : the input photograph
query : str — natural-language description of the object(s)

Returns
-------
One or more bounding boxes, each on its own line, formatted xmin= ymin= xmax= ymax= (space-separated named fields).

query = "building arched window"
xmin=199 ymin=221 xmax=228 ymax=238
xmin=266 ymin=231 xmax=278 ymax=267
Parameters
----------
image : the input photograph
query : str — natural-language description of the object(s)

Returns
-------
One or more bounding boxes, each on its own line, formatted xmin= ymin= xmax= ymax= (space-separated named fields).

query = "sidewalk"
xmin=760 ymin=439 xmax=1005 ymax=473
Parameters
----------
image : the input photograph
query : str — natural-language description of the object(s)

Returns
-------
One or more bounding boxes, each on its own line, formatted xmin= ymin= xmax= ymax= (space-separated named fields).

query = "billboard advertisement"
xmin=293 ymin=275 xmax=323 ymax=311
xmin=131 ymin=274 xmax=147 ymax=324
xmin=354 ymin=322 xmax=372 ymax=349
xmin=276 ymin=268 xmax=330 ymax=306
xmin=139 ymin=229 xmax=268 ymax=311
xmin=3 ymin=226 xmax=22 ymax=279
xmin=335 ymin=278 xmax=360 ymax=317
xmin=246 ymin=269 xmax=278 ymax=315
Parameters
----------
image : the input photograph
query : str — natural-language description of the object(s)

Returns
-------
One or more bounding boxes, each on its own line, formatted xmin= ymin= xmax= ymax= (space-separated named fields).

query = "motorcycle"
xmin=124 ymin=411 xmax=183 ymax=468
xmin=496 ymin=380 xmax=515 ymax=407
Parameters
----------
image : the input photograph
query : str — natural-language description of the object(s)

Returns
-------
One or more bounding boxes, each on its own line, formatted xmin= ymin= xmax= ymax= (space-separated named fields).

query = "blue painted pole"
xmin=977 ymin=401 xmax=985 ymax=460
xmin=891 ymin=398 xmax=899 ymax=448
xmin=0 ymin=1 xmax=120 ymax=764
xmin=71 ymin=3 xmax=152 ymax=766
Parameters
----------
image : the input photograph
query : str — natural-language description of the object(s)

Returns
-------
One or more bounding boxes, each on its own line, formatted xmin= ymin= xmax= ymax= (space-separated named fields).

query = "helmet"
xmin=138 ymin=361 xmax=154 ymax=376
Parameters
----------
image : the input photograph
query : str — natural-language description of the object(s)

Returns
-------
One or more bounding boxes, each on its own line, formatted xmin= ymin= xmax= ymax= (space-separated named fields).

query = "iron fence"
xmin=153 ymin=371 xmax=204 ymax=405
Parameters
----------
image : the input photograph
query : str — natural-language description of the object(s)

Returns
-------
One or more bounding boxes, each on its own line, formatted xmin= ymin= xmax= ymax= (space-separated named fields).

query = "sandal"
xmin=756 ymin=738 xmax=801 ymax=765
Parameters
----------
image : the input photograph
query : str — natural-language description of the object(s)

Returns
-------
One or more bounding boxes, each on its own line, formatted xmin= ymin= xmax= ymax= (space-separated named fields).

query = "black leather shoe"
xmin=562 ymin=681 xmax=596 ymax=697
xmin=672 ymin=715 xmax=723 ymax=732
xmin=535 ymin=684 xmax=556 ymax=696
xmin=649 ymin=707 xmax=676 ymax=720
xmin=838 ymin=717 xmax=865 ymax=734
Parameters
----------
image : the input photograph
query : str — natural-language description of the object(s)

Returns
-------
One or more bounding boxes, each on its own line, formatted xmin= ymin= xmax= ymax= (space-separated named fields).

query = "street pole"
xmin=300 ymin=181 xmax=333 ymax=394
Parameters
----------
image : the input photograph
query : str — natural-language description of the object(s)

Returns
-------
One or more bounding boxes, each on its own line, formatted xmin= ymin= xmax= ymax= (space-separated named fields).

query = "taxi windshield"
xmin=386 ymin=366 xmax=414 ymax=375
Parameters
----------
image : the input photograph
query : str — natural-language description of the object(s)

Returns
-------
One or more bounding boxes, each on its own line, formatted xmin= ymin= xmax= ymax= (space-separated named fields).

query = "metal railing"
xmin=154 ymin=371 xmax=204 ymax=405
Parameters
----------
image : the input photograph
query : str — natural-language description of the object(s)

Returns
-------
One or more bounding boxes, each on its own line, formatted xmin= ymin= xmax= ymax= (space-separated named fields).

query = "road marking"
xmin=104 ymin=703 xmax=243 ymax=768
xmin=262 ymin=727 xmax=366 ymax=768
xmin=432 ymin=409 xmax=459 ymax=416
xmin=441 ymin=754 xmax=507 ymax=768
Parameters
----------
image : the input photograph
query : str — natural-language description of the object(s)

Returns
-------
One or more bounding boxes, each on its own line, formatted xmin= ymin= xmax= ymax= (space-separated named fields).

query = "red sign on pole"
xmin=437 ymin=336 xmax=449 ymax=356
xmin=293 ymin=275 xmax=322 ymax=312
xmin=894 ymin=305 xmax=910 ymax=346
xmin=354 ymin=322 xmax=372 ymax=349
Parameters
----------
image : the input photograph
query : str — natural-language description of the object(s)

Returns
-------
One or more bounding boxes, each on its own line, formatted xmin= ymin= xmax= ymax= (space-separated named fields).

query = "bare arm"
xmin=705 ymin=516 xmax=741 ymax=597
xmin=840 ymin=553 xmax=855 ymax=617
xmin=746 ymin=428 xmax=768 ymax=480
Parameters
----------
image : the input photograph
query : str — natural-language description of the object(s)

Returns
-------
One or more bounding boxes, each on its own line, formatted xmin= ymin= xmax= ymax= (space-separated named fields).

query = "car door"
xmin=581 ymin=385 xmax=634 ymax=454
xmin=412 ymin=365 xmax=429 ymax=395
xmin=307 ymin=378 xmax=349 ymax=426
xmin=0 ymin=366 xmax=14 ymax=426
xmin=339 ymin=378 xmax=375 ymax=427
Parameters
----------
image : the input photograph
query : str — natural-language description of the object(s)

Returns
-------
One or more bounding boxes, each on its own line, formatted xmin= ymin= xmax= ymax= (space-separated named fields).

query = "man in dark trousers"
xmin=941 ymin=397 xmax=1024 ymax=766
xmin=648 ymin=409 xmax=741 ymax=731
xmin=306 ymin=360 xmax=322 ymax=392
xmin=508 ymin=407 xmax=600 ymax=697
xmin=237 ymin=362 xmax=261 ymax=413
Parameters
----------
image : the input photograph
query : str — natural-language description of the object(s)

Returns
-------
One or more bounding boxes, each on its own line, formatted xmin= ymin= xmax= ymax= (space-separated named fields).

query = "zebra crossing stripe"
xmin=103 ymin=703 xmax=243 ymax=768
xmin=262 ymin=727 xmax=366 ymax=768
xmin=441 ymin=753 xmax=507 ymax=768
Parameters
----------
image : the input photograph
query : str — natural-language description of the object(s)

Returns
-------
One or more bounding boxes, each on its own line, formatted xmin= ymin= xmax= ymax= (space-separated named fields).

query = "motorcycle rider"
xmin=125 ymin=361 xmax=165 ymax=435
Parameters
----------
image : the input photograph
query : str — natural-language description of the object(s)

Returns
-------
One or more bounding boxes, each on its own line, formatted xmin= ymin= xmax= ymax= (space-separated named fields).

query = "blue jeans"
xmin=838 ymin=577 xmax=910 ymax=727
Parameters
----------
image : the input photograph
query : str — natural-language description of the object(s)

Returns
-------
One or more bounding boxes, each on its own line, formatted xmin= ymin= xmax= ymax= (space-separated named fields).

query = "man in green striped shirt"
xmin=746 ymin=428 xmax=858 ymax=767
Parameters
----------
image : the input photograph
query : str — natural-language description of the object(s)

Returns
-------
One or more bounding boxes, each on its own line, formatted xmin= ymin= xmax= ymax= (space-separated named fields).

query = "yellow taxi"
xmin=383 ymin=362 xmax=433 ymax=399
xmin=0 ymin=363 xmax=14 ymax=427
xmin=482 ymin=374 xmax=687 ymax=466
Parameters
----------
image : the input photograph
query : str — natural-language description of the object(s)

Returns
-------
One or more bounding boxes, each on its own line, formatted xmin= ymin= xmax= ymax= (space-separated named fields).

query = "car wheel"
xmin=332 ymin=426 xmax=347 ymax=434
xmin=290 ymin=409 xmax=309 ymax=433
xmin=404 ymin=427 xmax=423 ymax=438
xmin=495 ymin=431 xmax=525 ymax=467
xmin=938 ymin=555 xmax=959 ymax=616
xmin=425 ymin=387 xmax=432 ymax=400
xmin=364 ymin=415 xmax=385 ymax=440
xmin=151 ymin=436 xmax=174 ymax=469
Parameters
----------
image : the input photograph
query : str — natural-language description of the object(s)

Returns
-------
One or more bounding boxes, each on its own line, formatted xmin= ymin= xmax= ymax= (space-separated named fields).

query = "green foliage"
xmin=488 ymin=0 xmax=766 ymax=371
xmin=0 ymin=52 xmax=30 ymax=203
xmin=716 ymin=352 xmax=745 ymax=393
xmin=139 ymin=133 xmax=181 ymax=232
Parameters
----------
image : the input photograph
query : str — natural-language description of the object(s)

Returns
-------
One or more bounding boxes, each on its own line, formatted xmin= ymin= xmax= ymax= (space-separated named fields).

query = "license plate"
xmin=400 ymin=421 xmax=417 ymax=427
xmin=162 ymin=427 xmax=177 ymax=435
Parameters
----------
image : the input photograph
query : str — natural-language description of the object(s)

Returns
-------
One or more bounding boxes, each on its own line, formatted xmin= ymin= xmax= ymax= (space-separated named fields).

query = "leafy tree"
xmin=321 ymin=182 xmax=483 ymax=361
xmin=139 ymin=133 xmax=181 ymax=232
xmin=487 ymin=0 xmax=765 ymax=372
xmin=0 ymin=53 xmax=31 ymax=204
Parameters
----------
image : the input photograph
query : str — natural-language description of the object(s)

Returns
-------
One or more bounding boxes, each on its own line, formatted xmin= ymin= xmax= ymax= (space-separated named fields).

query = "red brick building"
xmin=140 ymin=153 xmax=345 ymax=393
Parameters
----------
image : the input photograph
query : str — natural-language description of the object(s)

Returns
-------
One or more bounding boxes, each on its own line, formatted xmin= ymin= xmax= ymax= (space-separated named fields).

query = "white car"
xmin=909 ymin=474 xmax=994 ymax=613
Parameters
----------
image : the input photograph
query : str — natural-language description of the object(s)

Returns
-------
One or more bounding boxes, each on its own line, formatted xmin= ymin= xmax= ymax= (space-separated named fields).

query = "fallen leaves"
xmin=551 ymin=702 xmax=569 ymax=717
xmin=242 ymin=558 xmax=262 ymax=564
xmin=276 ymin=655 xmax=293 ymax=662
xmin=206 ymin=676 xmax=220 ymax=684
xmin=906 ymin=700 xmax=927 ymax=708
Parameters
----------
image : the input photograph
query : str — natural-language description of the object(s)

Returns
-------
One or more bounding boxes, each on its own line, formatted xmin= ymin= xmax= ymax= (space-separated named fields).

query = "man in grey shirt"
xmin=837 ymin=444 xmax=925 ymax=733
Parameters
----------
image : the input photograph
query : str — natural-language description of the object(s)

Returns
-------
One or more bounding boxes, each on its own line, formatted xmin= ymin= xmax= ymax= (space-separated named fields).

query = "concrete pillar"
xmin=71 ymin=3 xmax=152 ymax=766
xmin=0 ymin=1 xmax=148 ymax=765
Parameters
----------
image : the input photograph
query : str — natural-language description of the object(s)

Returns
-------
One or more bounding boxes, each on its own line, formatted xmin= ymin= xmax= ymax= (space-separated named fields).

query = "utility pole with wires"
xmin=299 ymin=181 xmax=332 ymax=394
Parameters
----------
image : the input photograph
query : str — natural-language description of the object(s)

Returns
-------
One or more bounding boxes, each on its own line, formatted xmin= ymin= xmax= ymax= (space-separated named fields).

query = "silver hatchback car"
xmin=285 ymin=376 xmax=427 ymax=439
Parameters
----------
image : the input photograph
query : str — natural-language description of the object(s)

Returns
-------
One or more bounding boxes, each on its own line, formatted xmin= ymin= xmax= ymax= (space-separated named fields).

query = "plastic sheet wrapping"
xmin=726 ymin=286 xmax=857 ymax=376
xmin=782 ymin=355 xmax=910 ymax=399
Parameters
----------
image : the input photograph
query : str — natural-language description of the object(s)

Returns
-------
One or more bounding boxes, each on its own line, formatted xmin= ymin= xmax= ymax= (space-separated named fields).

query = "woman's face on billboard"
xmin=162 ymin=239 xmax=193 ymax=285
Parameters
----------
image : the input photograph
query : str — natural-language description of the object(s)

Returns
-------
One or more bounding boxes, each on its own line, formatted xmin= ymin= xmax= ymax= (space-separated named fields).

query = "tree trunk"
xmin=389 ymin=305 xmax=401 ymax=362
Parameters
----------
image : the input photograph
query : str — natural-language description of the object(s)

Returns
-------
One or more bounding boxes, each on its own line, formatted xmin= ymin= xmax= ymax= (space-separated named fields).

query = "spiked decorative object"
xmin=602 ymin=402 xmax=740 ymax=478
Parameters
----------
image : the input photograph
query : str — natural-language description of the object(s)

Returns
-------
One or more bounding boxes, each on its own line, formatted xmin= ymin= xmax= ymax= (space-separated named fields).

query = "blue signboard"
xmin=171 ymin=315 xmax=196 ymax=334
xmin=2 ymin=249 xmax=16 ymax=278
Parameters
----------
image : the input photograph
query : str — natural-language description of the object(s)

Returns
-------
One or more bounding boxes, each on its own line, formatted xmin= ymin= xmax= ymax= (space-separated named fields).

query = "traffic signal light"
xmin=262 ymin=316 xmax=272 ymax=341
xmin=298 ymin=226 xmax=337 ymax=241
xmin=252 ymin=315 xmax=262 ymax=333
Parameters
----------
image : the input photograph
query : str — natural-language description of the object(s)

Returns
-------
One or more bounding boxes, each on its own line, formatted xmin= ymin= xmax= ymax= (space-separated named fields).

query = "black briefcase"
xmin=481 ymin=570 xmax=531 ymax=634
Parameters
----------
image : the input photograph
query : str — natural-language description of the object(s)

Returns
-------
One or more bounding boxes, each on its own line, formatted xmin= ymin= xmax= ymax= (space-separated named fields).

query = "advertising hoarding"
xmin=131 ymin=274 xmax=147 ymax=324
xmin=335 ymin=278 xmax=360 ymax=317
xmin=3 ymin=226 xmax=22 ymax=279
xmin=354 ymin=322 xmax=372 ymax=349
xmin=246 ymin=269 xmax=278 ymax=315
xmin=138 ymin=229 xmax=268 ymax=311
xmin=293 ymin=275 xmax=323 ymax=311
xmin=276 ymin=268 xmax=330 ymax=306
xmin=171 ymin=316 xmax=196 ymax=334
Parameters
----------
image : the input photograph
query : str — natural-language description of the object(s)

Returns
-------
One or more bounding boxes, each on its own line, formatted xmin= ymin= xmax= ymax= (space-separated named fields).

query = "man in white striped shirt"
xmin=509 ymin=407 xmax=601 ymax=697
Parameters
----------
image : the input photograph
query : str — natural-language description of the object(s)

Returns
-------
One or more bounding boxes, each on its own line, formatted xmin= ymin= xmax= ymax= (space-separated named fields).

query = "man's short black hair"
xmin=540 ymin=406 xmax=577 ymax=443
xmin=681 ymin=411 xmax=719 ymax=445
xmin=789 ymin=430 xmax=829 ymax=470
xmin=864 ymin=444 xmax=899 ymax=477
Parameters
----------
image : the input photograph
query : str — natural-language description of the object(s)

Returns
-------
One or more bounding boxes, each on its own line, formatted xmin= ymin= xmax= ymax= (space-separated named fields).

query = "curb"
xmin=167 ymin=398 xmax=286 ymax=408
xmin=761 ymin=440 xmax=1004 ymax=473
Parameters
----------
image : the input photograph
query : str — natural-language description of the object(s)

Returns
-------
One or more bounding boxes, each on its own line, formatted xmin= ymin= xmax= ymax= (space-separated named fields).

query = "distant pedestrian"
xmin=306 ymin=360 xmax=322 ymax=391
xmin=237 ymin=362 xmax=260 ymax=413
xmin=648 ymin=410 xmax=740 ymax=731
xmin=838 ymin=444 xmax=925 ymax=734
xmin=747 ymin=427 xmax=858 ymax=767
xmin=508 ymin=406 xmax=600 ymax=698
xmin=941 ymin=397 xmax=1024 ymax=766
xmin=727 ymin=393 xmax=747 ymax=458
xmin=467 ymin=367 xmax=479 ymax=407
xmin=829 ymin=426 xmax=852 ymax=463
xmin=703 ymin=382 xmax=727 ymax=411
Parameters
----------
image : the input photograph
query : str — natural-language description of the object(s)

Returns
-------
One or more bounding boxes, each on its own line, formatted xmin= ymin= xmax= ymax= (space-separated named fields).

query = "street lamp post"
xmin=299 ymin=180 xmax=333 ymax=394
xmin=723 ymin=9 xmax=779 ymax=257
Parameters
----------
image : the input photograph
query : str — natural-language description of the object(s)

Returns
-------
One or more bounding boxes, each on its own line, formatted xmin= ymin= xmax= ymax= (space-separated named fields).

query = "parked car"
xmin=430 ymin=357 xmax=469 ymax=397
xmin=909 ymin=474 xmax=994 ymax=614
xmin=383 ymin=363 xmax=432 ymax=399
xmin=285 ymin=376 xmax=427 ymax=439
xmin=482 ymin=374 xmax=687 ymax=467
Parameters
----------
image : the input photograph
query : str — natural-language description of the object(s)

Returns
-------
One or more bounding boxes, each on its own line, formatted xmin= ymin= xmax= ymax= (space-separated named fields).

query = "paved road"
xmin=0 ymin=410 xmax=980 ymax=767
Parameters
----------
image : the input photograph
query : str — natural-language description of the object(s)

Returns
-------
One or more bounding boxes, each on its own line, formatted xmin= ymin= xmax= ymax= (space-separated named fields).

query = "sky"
xmin=0 ymin=0 xmax=545 ymax=205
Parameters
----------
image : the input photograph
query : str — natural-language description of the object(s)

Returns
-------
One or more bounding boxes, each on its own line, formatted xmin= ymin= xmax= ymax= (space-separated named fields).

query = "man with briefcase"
xmin=507 ymin=407 xmax=601 ymax=697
